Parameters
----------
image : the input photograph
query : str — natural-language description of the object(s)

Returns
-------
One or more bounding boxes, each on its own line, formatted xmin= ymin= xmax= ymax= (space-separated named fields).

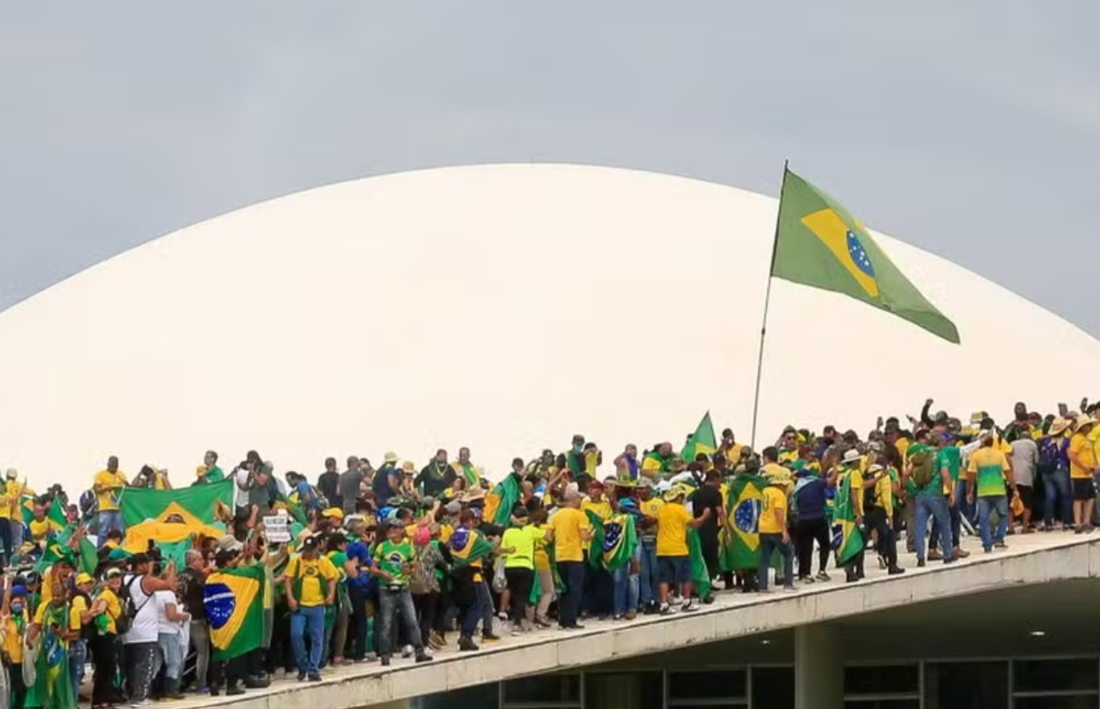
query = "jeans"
xmin=930 ymin=486 xmax=963 ymax=552
xmin=977 ymin=495 xmax=1008 ymax=550
xmin=757 ymin=533 xmax=793 ymax=590
xmin=1044 ymin=466 xmax=1072 ymax=527
xmin=0 ymin=518 xmax=11 ymax=568
xmin=10 ymin=518 xmax=23 ymax=555
xmin=377 ymin=588 xmax=422 ymax=657
xmin=556 ymin=561 xmax=585 ymax=628
xmin=290 ymin=605 xmax=325 ymax=676
xmin=70 ymin=639 xmax=87 ymax=698
xmin=612 ymin=556 xmax=639 ymax=616
xmin=126 ymin=641 xmax=158 ymax=703
xmin=157 ymin=632 xmax=182 ymax=680
xmin=190 ymin=620 xmax=210 ymax=688
xmin=97 ymin=511 xmax=124 ymax=546
xmin=475 ymin=578 xmax=495 ymax=636
xmin=915 ymin=489 xmax=954 ymax=562
xmin=637 ymin=542 xmax=659 ymax=607
xmin=954 ymin=479 xmax=976 ymax=527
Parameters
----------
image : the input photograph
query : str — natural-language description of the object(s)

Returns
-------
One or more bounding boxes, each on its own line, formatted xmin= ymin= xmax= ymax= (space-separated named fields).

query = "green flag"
xmin=448 ymin=527 xmax=494 ymax=568
xmin=205 ymin=564 xmax=265 ymax=660
xmin=834 ymin=468 xmax=865 ymax=567
xmin=681 ymin=412 xmax=718 ymax=462
xmin=120 ymin=479 xmax=233 ymax=528
xmin=772 ymin=168 xmax=960 ymax=344
xmin=686 ymin=528 xmax=712 ymax=598
xmin=585 ymin=511 xmax=637 ymax=571
xmin=486 ymin=475 xmax=521 ymax=528
xmin=719 ymin=474 xmax=767 ymax=572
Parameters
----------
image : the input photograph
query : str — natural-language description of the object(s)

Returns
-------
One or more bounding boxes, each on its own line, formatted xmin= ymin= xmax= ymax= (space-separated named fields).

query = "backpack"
xmin=908 ymin=448 xmax=936 ymax=492
xmin=116 ymin=576 xmax=151 ymax=636
xmin=408 ymin=548 xmax=434 ymax=595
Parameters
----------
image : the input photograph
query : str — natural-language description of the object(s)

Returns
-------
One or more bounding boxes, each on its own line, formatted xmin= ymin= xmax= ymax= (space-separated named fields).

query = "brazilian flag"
xmin=485 ymin=475 xmax=522 ymax=528
xmin=772 ymin=168 xmax=960 ymax=343
xmin=35 ymin=602 xmax=75 ymax=709
xmin=448 ymin=527 xmax=494 ymax=568
xmin=687 ymin=528 xmax=712 ymax=598
xmin=681 ymin=412 xmax=718 ymax=462
xmin=120 ymin=479 xmax=233 ymax=528
xmin=833 ymin=467 xmax=865 ymax=567
xmin=719 ymin=474 xmax=767 ymax=572
xmin=586 ymin=512 xmax=636 ymax=571
xmin=204 ymin=564 xmax=265 ymax=660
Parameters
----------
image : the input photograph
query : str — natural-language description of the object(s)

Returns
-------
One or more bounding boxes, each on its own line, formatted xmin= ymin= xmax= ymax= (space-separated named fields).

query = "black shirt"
xmin=692 ymin=485 xmax=723 ymax=539
xmin=318 ymin=471 xmax=342 ymax=510
xmin=415 ymin=462 xmax=456 ymax=498
xmin=179 ymin=568 xmax=206 ymax=620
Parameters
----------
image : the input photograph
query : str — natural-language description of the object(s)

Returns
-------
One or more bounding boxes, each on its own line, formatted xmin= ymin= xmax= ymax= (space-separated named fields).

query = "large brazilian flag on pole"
xmin=120 ymin=479 xmax=234 ymax=528
xmin=719 ymin=474 xmax=767 ymax=572
xmin=204 ymin=564 xmax=265 ymax=660
xmin=772 ymin=168 xmax=960 ymax=344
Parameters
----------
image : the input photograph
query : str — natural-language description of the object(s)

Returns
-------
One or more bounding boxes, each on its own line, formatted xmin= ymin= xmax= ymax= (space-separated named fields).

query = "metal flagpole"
xmin=749 ymin=159 xmax=789 ymax=449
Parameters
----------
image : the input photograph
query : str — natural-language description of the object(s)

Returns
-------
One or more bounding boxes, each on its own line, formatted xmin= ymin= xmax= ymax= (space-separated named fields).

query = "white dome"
xmin=2 ymin=164 xmax=1099 ymax=493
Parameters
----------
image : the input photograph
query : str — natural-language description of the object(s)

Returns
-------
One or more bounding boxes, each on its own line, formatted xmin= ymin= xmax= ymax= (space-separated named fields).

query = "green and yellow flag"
xmin=204 ymin=564 xmax=265 ymax=660
xmin=686 ymin=528 xmax=712 ymax=598
xmin=681 ymin=412 xmax=718 ymax=462
xmin=773 ymin=169 xmax=960 ymax=344
xmin=833 ymin=468 xmax=865 ymax=567
xmin=120 ymin=479 xmax=233 ymax=528
xmin=586 ymin=511 xmax=637 ymax=571
xmin=448 ymin=527 xmax=494 ymax=568
xmin=485 ymin=475 xmax=522 ymax=528
xmin=719 ymin=474 xmax=767 ymax=572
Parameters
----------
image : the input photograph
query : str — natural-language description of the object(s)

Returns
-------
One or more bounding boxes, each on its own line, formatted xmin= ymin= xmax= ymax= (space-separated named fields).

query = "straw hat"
xmin=1074 ymin=416 xmax=1098 ymax=432
xmin=401 ymin=461 xmax=416 ymax=474
xmin=460 ymin=487 xmax=486 ymax=502
xmin=1048 ymin=418 xmax=1071 ymax=437
xmin=841 ymin=449 xmax=863 ymax=466
xmin=384 ymin=451 xmax=399 ymax=464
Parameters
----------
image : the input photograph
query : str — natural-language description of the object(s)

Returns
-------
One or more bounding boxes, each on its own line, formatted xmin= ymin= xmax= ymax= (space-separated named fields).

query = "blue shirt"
xmin=296 ymin=481 xmax=319 ymax=511
xmin=346 ymin=540 xmax=373 ymax=590
xmin=793 ymin=477 xmax=827 ymax=521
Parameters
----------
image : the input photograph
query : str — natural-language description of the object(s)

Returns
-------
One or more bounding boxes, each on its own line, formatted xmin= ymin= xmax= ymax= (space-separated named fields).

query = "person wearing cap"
xmin=966 ymin=432 xmax=1020 ymax=551
xmin=372 ymin=453 xmax=402 ymax=506
xmin=69 ymin=572 xmax=96 ymax=700
xmin=862 ymin=460 xmax=904 ymax=576
xmin=2 ymin=576 xmax=30 ymax=709
xmin=580 ymin=481 xmax=614 ymax=617
xmin=634 ymin=477 xmax=663 ymax=613
xmin=1068 ymin=417 xmax=1099 ymax=533
xmin=284 ymin=534 xmax=337 ymax=680
xmin=88 ymin=568 xmax=123 ymax=708
xmin=367 ymin=519 xmax=432 ymax=666
xmin=1038 ymin=418 xmax=1073 ymax=531
xmin=94 ymin=456 xmax=127 ymax=546
xmin=546 ymin=489 xmax=594 ymax=629
xmin=27 ymin=577 xmax=78 ymax=709
xmin=343 ymin=519 xmax=375 ymax=662
xmin=122 ymin=553 xmax=179 ymax=707
xmin=756 ymin=472 xmax=796 ymax=593
xmin=656 ymin=484 xmax=710 ymax=613
xmin=1009 ymin=423 xmax=1040 ymax=533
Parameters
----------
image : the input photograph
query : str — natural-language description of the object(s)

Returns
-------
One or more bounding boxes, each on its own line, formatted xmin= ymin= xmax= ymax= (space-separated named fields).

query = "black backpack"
xmin=116 ymin=576 xmax=151 ymax=635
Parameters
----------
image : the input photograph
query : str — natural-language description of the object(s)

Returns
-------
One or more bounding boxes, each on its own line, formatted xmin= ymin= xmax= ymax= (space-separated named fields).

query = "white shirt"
xmin=122 ymin=574 xmax=160 ymax=645
xmin=154 ymin=590 xmax=181 ymax=635
xmin=235 ymin=468 xmax=251 ymax=508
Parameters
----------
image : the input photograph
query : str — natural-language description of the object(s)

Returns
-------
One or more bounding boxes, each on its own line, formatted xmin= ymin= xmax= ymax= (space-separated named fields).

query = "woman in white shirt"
xmin=154 ymin=587 xmax=190 ymax=699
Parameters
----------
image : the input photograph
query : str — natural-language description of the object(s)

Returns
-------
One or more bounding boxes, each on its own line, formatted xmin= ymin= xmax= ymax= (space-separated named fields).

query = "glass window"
xmin=752 ymin=666 xmax=795 ymax=709
xmin=668 ymin=669 xmax=747 ymax=701
xmin=925 ymin=661 xmax=1008 ymax=709
xmin=1014 ymin=697 xmax=1098 ymax=709
xmin=502 ymin=673 xmax=579 ymax=705
xmin=1014 ymin=659 xmax=1099 ymax=693
xmin=585 ymin=672 xmax=663 ymax=709
xmin=844 ymin=701 xmax=920 ymax=709
xmin=845 ymin=665 xmax=920 ymax=695
xmin=415 ymin=681 xmax=499 ymax=709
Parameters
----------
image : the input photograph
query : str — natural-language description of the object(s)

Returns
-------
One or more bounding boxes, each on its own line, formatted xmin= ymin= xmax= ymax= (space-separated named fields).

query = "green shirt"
xmin=935 ymin=447 xmax=961 ymax=482
xmin=327 ymin=551 xmax=349 ymax=584
xmin=373 ymin=541 xmax=414 ymax=587
xmin=205 ymin=466 xmax=225 ymax=483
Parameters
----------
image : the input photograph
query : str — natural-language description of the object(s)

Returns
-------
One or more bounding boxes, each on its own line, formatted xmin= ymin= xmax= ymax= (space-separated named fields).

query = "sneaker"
xmin=131 ymin=701 xmax=153 ymax=708
xmin=510 ymin=626 xmax=522 ymax=636
xmin=815 ymin=571 xmax=831 ymax=582
xmin=799 ymin=576 xmax=815 ymax=584
xmin=381 ymin=656 xmax=391 ymax=667
xmin=888 ymin=566 xmax=906 ymax=576
xmin=226 ymin=687 xmax=245 ymax=697
xmin=943 ymin=555 xmax=958 ymax=564
xmin=481 ymin=632 xmax=501 ymax=642
xmin=401 ymin=644 xmax=413 ymax=658
xmin=702 ymin=593 xmax=715 ymax=604
xmin=659 ymin=602 xmax=672 ymax=615
xmin=307 ymin=675 xmax=322 ymax=683
xmin=496 ymin=611 xmax=509 ymax=622
xmin=297 ymin=672 xmax=306 ymax=682
xmin=984 ymin=547 xmax=993 ymax=553
xmin=917 ymin=559 xmax=926 ymax=568
xmin=927 ymin=550 xmax=943 ymax=561
xmin=624 ymin=610 xmax=636 ymax=620
xmin=458 ymin=635 xmax=479 ymax=652
xmin=953 ymin=547 xmax=971 ymax=558
xmin=681 ymin=600 xmax=696 ymax=612
xmin=534 ymin=616 xmax=552 ymax=628
xmin=783 ymin=585 xmax=797 ymax=592
xmin=415 ymin=653 xmax=433 ymax=664
xmin=994 ymin=542 xmax=1008 ymax=550
xmin=1086 ymin=525 xmax=1096 ymax=534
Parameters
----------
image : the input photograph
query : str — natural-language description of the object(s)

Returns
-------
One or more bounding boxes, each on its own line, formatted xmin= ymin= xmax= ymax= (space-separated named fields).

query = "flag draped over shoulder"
xmin=772 ymin=168 xmax=960 ymax=344
xmin=686 ymin=528 xmax=711 ymax=598
xmin=120 ymin=479 xmax=233 ymax=528
xmin=682 ymin=412 xmax=718 ymax=462
xmin=204 ymin=564 xmax=265 ymax=661
xmin=36 ymin=603 xmax=75 ymax=709
xmin=275 ymin=492 xmax=308 ymax=526
xmin=719 ymin=474 xmax=767 ymax=572
xmin=833 ymin=469 xmax=865 ymax=567
xmin=586 ymin=512 xmax=636 ymax=571
xmin=485 ymin=475 xmax=521 ymax=528
xmin=448 ymin=527 xmax=494 ymax=568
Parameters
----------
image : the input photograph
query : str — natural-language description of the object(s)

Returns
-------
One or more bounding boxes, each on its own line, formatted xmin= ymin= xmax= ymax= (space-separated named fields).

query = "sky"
xmin=2 ymin=1 xmax=1099 ymax=336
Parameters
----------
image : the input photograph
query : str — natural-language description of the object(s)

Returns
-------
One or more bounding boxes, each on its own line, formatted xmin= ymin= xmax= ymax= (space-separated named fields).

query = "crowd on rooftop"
xmin=1 ymin=397 xmax=1099 ymax=709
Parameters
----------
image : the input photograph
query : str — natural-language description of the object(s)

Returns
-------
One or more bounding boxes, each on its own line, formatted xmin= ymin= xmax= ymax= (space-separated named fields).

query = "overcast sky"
xmin=2 ymin=2 xmax=1098 ymax=336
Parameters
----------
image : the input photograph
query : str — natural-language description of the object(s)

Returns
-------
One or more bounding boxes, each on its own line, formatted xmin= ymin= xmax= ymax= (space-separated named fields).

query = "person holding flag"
xmin=656 ymin=484 xmax=710 ymax=615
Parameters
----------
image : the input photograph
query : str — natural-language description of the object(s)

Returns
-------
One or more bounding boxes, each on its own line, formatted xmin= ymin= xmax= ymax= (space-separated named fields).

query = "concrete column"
xmin=794 ymin=623 xmax=843 ymax=709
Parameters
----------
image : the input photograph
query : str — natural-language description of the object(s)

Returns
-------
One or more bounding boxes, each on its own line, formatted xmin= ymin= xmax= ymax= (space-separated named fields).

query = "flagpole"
xmin=749 ymin=160 xmax=789 ymax=450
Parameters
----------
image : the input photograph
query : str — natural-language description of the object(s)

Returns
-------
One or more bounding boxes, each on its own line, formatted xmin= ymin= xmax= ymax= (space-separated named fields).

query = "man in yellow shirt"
xmin=1068 ymin=418 xmax=1098 ymax=533
xmin=635 ymin=479 xmax=664 ymax=612
xmin=546 ymin=490 xmax=593 ymax=630
xmin=757 ymin=474 xmax=795 ymax=592
xmin=284 ymin=536 xmax=337 ymax=681
xmin=656 ymin=485 xmax=710 ymax=614
xmin=719 ymin=428 xmax=744 ymax=468
xmin=94 ymin=456 xmax=127 ymax=545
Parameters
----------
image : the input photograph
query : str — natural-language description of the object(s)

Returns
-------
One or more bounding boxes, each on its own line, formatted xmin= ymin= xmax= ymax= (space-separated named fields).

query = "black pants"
xmin=8 ymin=659 xmax=27 ymax=709
xmin=556 ymin=561 xmax=585 ymax=628
xmin=412 ymin=591 xmax=440 ymax=646
xmin=865 ymin=507 xmax=897 ymax=568
xmin=91 ymin=634 xmax=118 ymax=706
xmin=504 ymin=568 xmax=534 ymax=624
xmin=699 ymin=532 xmax=720 ymax=582
xmin=210 ymin=656 xmax=245 ymax=690
xmin=794 ymin=517 xmax=831 ymax=578
xmin=347 ymin=583 xmax=368 ymax=660
xmin=0 ymin=520 xmax=11 ymax=569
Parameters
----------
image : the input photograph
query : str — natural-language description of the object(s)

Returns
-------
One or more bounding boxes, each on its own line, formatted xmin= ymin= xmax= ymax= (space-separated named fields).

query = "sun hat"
xmin=841 ymin=449 xmax=863 ymax=466
xmin=5 ymin=469 xmax=16 ymax=480
xmin=1048 ymin=418 xmax=1071 ymax=437
xmin=1074 ymin=416 xmax=1097 ymax=432
xmin=402 ymin=461 xmax=416 ymax=474
xmin=384 ymin=451 xmax=399 ymax=464
xmin=638 ymin=477 xmax=654 ymax=489
xmin=460 ymin=487 xmax=486 ymax=502
xmin=76 ymin=573 xmax=95 ymax=586
xmin=216 ymin=535 xmax=243 ymax=554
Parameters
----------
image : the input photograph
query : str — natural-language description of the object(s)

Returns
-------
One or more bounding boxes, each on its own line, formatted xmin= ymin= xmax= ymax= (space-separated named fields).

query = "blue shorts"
xmin=658 ymin=555 xmax=691 ymax=585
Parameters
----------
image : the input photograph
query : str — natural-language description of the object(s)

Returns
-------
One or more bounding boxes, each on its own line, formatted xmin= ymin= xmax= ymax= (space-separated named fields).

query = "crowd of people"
xmin=1 ymin=397 xmax=1099 ymax=709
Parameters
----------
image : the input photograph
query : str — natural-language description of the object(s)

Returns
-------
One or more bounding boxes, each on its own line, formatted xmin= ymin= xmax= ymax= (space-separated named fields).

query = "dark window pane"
xmin=502 ymin=674 xmax=579 ymax=705
xmin=669 ymin=704 xmax=746 ymax=709
xmin=845 ymin=665 xmax=920 ymax=695
xmin=752 ymin=667 xmax=795 ymax=709
xmin=1015 ymin=696 xmax=1098 ymax=709
xmin=925 ymin=662 xmax=1008 ymax=709
xmin=668 ymin=670 xmax=747 ymax=700
xmin=415 ymin=681 xmax=499 ymax=709
xmin=585 ymin=672 xmax=663 ymax=709
xmin=844 ymin=701 xmax=920 ymax=709
xmin=1015 ymin=659 xmax=1099 ymax=693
